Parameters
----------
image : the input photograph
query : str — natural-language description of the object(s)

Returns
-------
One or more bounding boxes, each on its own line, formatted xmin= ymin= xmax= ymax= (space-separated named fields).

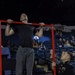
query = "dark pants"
xmin=16 ymin=46 xmax=34 ymax=75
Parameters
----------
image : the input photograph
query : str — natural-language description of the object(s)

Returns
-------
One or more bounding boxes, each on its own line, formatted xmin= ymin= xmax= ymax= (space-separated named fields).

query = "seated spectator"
xmin=55 ymin=29 xmax=63 ymax=39
xmin=62 ymin=38 xmax=66 ymax=44
xmin=49 ymin=49 xmax=60 ymax=64
xmin=57 ymin=38 xmax=63 ymax=48
xmin=70 ymin=36 xmax=75 ymax=46
xmin=64 ymin=40 xmax=73 ymax=48
xmin=71 ymin=36 xmax=75 ymax=40
xmin=52 ymin=51 xmax=75 ymax=75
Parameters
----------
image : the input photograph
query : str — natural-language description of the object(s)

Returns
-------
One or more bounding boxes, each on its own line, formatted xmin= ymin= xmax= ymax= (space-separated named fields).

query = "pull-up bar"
xmin=0 ymin=20 xmax=56 ymax=75
xmin=0 ymin=20 xmax=53 ymax=26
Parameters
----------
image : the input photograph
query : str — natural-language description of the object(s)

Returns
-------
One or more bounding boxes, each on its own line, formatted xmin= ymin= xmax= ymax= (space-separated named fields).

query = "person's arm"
xmin=35 ymin=22 xmax=45 ymax=37
xmin=52 ymin=62 xmax=56 ymax=70
xmin=52 ymin=62 xmax=59 ymax=75
xmin=5 ymin=19 xmax=14 ymax=36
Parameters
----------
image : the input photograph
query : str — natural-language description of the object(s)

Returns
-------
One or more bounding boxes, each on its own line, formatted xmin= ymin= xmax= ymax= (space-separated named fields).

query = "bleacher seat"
xmin=2 ymin=47 xmax=11 ymax=59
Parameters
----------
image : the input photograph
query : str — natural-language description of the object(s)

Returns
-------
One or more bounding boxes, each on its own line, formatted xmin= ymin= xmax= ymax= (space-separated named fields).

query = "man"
xmin=5 ymin=13 xmax=45 ymax=75
xmin=52 ymin=51 xmax=75 ymax=75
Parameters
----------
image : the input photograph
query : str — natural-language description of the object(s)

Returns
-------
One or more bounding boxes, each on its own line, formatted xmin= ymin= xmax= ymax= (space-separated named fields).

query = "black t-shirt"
xmin=11 ymin=24 xmax=33 ymax=48
xmin=56 ymin=62 xmax=74 ymax=75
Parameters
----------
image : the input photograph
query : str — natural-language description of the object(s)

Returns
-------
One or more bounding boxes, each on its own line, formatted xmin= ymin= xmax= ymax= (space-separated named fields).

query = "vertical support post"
xmin=51 ymin=25 xmax=56 ymax=75
xmin=0 ymin=22 xmax=2 ymax=75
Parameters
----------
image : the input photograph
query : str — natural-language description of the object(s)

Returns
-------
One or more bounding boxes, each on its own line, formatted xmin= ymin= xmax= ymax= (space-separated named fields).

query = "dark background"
xmin=0 ymin=0 xmax=75 ymax=26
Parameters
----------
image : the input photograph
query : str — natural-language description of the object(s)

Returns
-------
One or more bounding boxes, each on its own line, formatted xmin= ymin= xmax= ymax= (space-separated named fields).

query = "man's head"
xmin=20 ymin=13 xmax=28 ymax=22
xmin=61 ymin=51 xmax=72 ymax=62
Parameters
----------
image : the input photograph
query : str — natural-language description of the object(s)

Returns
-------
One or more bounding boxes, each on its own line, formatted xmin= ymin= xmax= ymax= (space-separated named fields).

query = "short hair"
xmin=21 ymin=13 xmax=27 ymax=17
xmin=67 ymin=52 xmax=73 ymax=61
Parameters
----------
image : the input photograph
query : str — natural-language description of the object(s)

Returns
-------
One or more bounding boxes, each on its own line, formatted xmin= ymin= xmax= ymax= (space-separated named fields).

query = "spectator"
xmin=52 ymin=51 xmax=75 ymax=75
xmin=64 ymin=40 xmax=73 ymax=48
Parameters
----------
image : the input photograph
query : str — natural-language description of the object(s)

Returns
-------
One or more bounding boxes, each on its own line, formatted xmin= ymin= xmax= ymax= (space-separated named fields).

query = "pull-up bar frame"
xmin=0 ymin=20 xmax=56 ymax=75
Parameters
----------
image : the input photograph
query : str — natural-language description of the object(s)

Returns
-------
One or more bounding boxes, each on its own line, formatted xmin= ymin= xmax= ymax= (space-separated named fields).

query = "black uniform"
xmin=56 ymin=62 xmax=74 ymax=75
